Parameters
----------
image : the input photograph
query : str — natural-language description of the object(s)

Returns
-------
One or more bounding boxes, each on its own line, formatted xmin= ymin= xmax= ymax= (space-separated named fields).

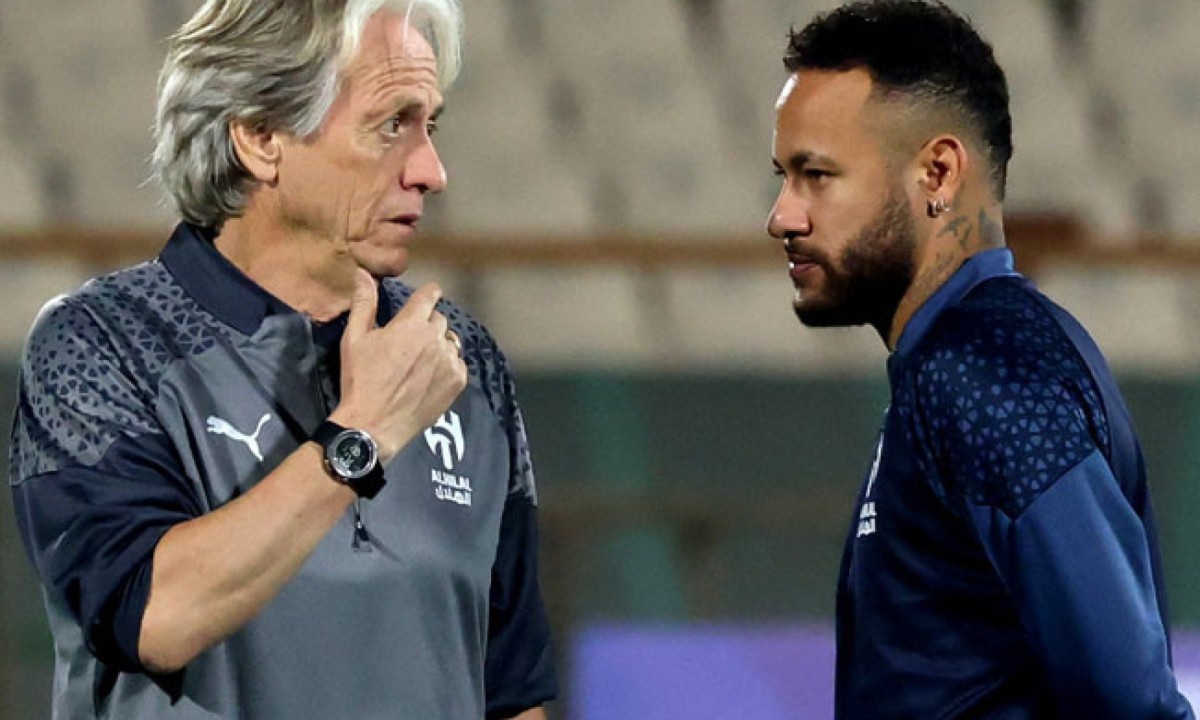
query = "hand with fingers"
xmin=329 ymin=269 xmax=469 ymax=463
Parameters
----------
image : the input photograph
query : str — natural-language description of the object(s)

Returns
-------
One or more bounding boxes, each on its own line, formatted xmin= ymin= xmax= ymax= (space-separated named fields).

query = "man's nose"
xmin=403 ymin=134 xmax=447 ymax=194
xmin=767 ymin=193 xmax=812 ymax=239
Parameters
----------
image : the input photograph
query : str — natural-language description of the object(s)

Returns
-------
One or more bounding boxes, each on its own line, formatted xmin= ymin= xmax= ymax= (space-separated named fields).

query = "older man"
xmin=9 ymin=1 xmax=555 ymax=718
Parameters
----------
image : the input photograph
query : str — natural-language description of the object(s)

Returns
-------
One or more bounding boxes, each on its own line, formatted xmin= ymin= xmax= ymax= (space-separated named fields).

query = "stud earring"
xmin=928 ymin=197 xmax=950 ymax=217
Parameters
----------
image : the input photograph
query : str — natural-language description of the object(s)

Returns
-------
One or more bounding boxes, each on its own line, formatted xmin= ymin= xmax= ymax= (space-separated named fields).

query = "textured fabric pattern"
xmin=13 ymin=262 xmax=534 ymax=498
xmin=901 ymin=279 xmax=1111 ymax=518
xmin=10 ymin=261 xmax=232 ymax=481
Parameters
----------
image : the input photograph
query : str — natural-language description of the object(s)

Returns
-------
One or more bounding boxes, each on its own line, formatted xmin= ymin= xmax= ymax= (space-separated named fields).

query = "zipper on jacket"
xmin=352 ymin=498 xmax=372 ymax=553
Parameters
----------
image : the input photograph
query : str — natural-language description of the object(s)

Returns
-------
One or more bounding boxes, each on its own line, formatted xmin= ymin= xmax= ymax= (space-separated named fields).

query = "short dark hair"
xmin=784 ymin=0 xmax=1012 ymax=199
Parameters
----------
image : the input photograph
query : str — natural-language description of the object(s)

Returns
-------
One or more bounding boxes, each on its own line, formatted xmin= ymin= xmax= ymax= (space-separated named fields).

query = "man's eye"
xmin=426 ymin=119 xmax=439 ymax=136
xmin=805 ymin=169 xmax=831 ymax=181
xmin=772 ymin=167 xmax=786 ymax=178
xmin=382 ymin=113 xmax=406 ymax=139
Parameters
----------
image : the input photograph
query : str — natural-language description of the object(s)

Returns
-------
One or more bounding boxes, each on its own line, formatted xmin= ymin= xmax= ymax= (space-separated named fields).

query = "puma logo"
xmin=206 ymin=413 xmax=273 ymax=462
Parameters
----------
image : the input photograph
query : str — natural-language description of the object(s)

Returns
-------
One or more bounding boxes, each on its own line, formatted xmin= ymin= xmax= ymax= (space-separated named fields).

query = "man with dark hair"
xmin=769 ymin=1 xmax=1194 ymax=717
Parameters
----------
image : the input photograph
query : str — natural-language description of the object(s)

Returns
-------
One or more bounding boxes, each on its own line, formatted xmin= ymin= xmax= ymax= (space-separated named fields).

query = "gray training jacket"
xmin=9 ymin=222 xmax=556 ymax=720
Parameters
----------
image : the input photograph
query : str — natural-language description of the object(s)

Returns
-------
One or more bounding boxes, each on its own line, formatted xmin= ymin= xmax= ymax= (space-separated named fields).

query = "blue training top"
xmin=835 ymin=248 xmax=1194 ymax=719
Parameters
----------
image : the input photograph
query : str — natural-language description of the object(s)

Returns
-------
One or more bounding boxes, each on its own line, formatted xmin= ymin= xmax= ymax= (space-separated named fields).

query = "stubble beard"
xmin=793 ymin=184 xmax=918 ymax=333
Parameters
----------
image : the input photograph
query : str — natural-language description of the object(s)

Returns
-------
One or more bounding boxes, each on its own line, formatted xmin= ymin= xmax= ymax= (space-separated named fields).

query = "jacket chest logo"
xmin=206 ymin=413 xmax=272 ymax=462
xmin=424 ymin=411 xmax=465 ymax=470
xmin=857 ymin=432 xmax=884 ymax=538
xmin=424 ymin=411 xmax=472 ymax=507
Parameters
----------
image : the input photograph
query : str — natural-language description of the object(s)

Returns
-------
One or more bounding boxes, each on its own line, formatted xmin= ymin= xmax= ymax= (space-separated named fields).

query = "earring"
xmin=928 ymin=197 xmax=950 ymax=217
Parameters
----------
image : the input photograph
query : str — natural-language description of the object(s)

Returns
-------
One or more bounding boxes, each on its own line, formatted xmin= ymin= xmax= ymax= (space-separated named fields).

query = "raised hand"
xmin=330 ymin=269 xmax=468 ymax=463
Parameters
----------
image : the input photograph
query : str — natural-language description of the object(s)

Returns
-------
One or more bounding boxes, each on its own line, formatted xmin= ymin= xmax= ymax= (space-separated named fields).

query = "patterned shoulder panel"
xmin=381 ymin=279 xmax=537 ymax=502
xmin=898 ymin=277 xmax=1110 ymax=518
xmin=10 ymin=261 xmax=236 ymax=481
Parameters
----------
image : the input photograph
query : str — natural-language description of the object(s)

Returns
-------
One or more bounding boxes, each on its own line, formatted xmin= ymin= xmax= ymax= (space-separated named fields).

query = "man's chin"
xmin=352 ymin=249 xmax=410 ymax=280
xmin=793 ymin=300 xmax=862 ymax=328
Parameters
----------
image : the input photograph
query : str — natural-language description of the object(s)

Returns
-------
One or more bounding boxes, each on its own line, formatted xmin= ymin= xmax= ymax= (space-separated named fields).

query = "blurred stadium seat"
xmin=478 ymin=266 xmax=656 ymax=366
xmin=658 ymin=267 xmax=884 ymax=372
xmin=2 ymin=1 xmax=168 ymax=225
xmin=532 ymin=0 xmax=768 ymax=233
xmin=0 ymin=0 xmax=1193 ymax=237
xmin=0 ymin=146 xmax=44 ymax=227
xmin=946 ymin=0 xmax=1140 ymax=236
xmin=1084 ymin=0 xmax=1200 ymax=238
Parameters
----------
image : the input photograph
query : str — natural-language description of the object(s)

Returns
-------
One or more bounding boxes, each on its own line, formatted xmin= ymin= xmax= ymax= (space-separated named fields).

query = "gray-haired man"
xmin=9 ymin=1 xmax=555 ymax=718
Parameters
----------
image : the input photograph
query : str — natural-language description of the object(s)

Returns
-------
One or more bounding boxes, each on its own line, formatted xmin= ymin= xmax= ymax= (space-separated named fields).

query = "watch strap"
xmin=311 ymin=419 xmax=344 ymax=448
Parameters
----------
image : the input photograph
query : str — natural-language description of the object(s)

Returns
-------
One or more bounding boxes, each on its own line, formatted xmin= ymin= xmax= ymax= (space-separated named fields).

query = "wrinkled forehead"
xmin=348 ymin=10 xmax=439 ymax=74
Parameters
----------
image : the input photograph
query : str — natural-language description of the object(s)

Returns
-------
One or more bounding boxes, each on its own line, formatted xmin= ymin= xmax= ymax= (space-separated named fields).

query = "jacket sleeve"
xmin=10 ymin=296 xmax=200 ymax=680
xmin=912 ymin=325 xmax=1193 ymax=718
xmin=480 ymin=347 xmax=557 ymax=719
xmin=967 ymin=452 xmax=1193 ymax=718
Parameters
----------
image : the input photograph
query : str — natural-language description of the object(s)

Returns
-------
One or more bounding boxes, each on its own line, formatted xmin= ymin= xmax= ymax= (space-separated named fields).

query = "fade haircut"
xmin=785 ymin=0 xmax=1012 ymax=199
xmin=153 ymin=0 xmax=462 ymax=228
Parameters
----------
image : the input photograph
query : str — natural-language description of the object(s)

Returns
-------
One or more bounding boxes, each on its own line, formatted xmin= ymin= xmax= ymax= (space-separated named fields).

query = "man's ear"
xmin=230 ymin=120 xmax=282 ymax=184
xmin=915 ymin=133 xmax=969 ymax=218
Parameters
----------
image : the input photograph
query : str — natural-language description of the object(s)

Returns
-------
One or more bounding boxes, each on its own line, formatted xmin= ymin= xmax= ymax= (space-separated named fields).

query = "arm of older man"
xmin=139 ymin=272 xmax=466 ymax=672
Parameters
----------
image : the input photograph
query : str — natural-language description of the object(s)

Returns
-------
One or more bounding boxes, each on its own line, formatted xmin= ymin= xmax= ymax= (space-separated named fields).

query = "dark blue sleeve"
xmin=483 ymin=367 xmax=556 ymax=718
xmin=13 ymin=434 xmax=199 ymax=676
xmin=968 ymin=452 xmax=1193 ymax=718
xmin=9 ymin=296 xmax=200 ymax=688
xmin=913 ymin=305 xmax=1194 ymax=717
xmin=443 ymin=302 xmax=556 ymax=717
xmin=485 ymin=492 xmax=557 ymax=719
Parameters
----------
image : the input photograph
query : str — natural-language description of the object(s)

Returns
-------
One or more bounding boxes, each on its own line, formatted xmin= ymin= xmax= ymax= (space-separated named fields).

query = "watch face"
xmin=328 ymin=430 xmax=378 ymax=480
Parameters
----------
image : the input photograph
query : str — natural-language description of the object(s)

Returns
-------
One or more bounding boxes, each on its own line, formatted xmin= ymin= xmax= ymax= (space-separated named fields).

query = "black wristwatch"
xmin=311 ymin=420 xmax=387 ymax=499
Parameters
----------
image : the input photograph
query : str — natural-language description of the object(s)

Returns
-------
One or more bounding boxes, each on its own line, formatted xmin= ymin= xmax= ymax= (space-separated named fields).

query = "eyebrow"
xmin=775 ymin=151 xmax=836 ymax=172
xmin=389 ymin=96 xmax=443 ymax=115
xmin=368 ymin=98 xmax=444 ymax=129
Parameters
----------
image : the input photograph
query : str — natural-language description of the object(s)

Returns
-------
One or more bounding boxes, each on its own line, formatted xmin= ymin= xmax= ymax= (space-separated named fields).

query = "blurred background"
xmin=1 ymin=0 xmax=1198 ymax=717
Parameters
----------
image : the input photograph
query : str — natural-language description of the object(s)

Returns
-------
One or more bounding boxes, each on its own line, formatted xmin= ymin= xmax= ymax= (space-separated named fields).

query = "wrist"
xmin=325 ymin=408 xmax=420 ymax=466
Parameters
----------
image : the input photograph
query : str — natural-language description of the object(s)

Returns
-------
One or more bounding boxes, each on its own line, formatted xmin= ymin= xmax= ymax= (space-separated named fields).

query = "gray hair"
xmin=152 ymin=0 xmax=462 ymax=228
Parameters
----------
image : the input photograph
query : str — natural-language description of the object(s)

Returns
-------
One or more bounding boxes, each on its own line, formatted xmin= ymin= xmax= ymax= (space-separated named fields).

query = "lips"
xmin=783 ymin=239 xmax=822 ymax=282
xmin=789 ymin=259 xmax=820 ymax=281
xmin=385 ymin=213 xmax=421 ymax=227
